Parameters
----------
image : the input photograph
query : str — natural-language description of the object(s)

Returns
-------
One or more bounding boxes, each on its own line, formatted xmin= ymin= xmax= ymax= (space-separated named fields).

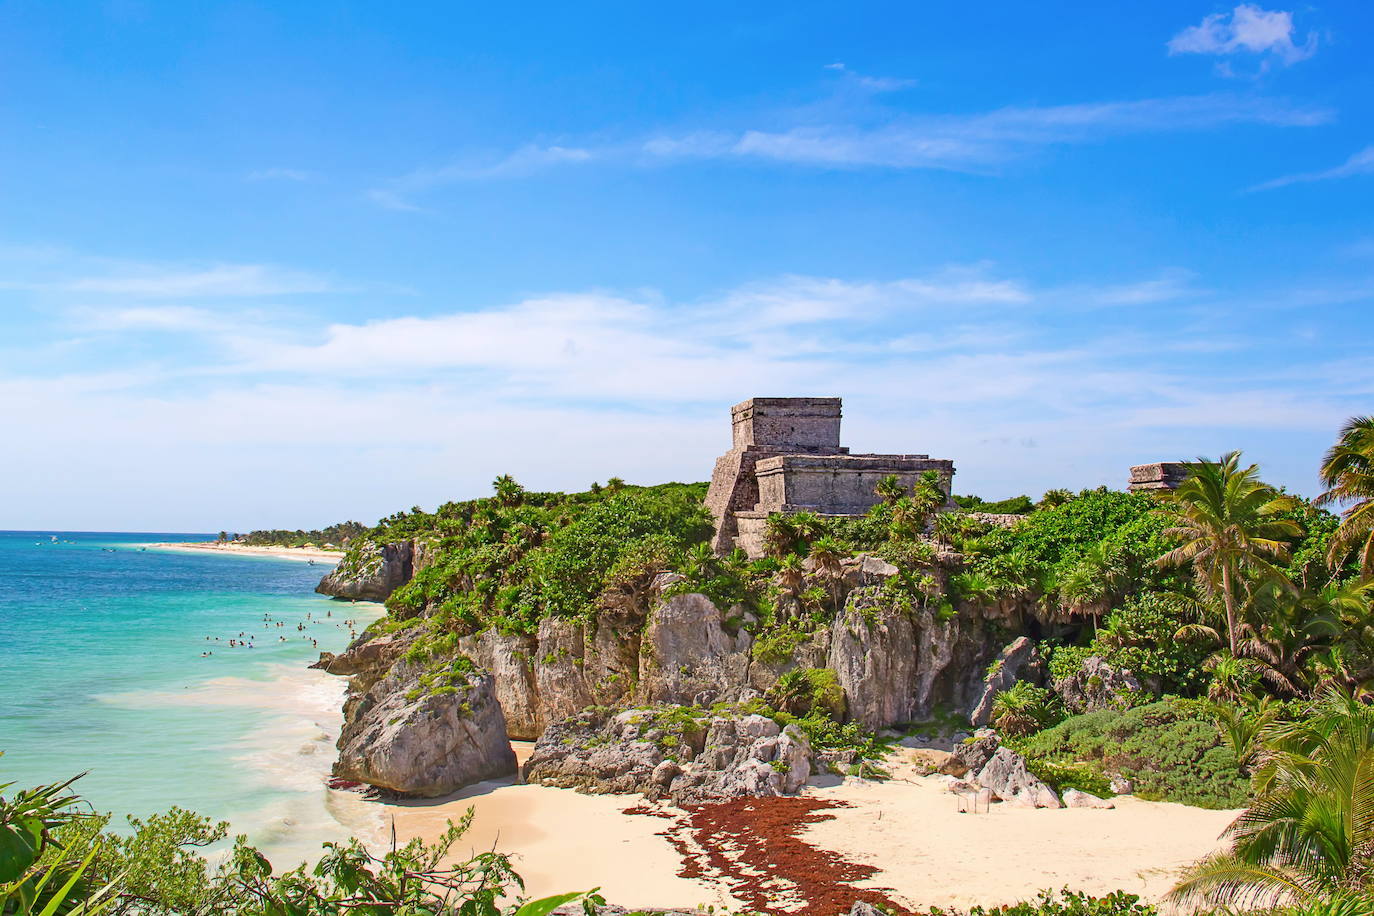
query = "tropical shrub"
xmin=990 ymin=682 xmax=1064 ymax=737
xmin=1170 ymin=691 xmax=1374 ymax=911
xmin=1017 ymin=698 xmax=1249 ymax=809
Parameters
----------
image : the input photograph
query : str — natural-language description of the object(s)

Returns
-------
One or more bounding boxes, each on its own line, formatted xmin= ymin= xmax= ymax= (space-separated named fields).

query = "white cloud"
xmin=368 ymin=93 xmax=1328 ymax=206
xmin=0 ymin=264 xmax=1358 ymax=528
xmin=78 ymin=306 xmax=225 ymax=331
xmin=719 ymin=95 xmax=1327 ymax=170
xmin=822 ymin=62 xmax=918 ymax=93
xmin=61 ymin=263 xmax=335 ymax=297
xmin=1250 ymin=145 xmax=1374 ymax=192
xmin=369 ymin=144 xmax=596 ymax=208
xmin=1169 ymin=5 xmax=1316 ymax=69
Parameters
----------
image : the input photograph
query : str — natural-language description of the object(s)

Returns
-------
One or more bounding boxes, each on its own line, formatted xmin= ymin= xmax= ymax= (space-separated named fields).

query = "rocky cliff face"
xmin=332 ymin=658 xmax=517 ymax=797
xmin=316 ymin=538 xmax=431 ymax=602
xmin=321 ymin=551 xmax=1019 ymax=798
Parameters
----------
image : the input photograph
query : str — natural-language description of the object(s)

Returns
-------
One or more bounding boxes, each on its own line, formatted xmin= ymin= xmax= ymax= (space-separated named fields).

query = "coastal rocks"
xmin=1053 ymin=656 xmax=1143 ymax=713
xmin=459 ymin=629 xmax=541 ymax=740
xmin=312 ymin=630 xmax=417 ymax=692
xmin=828 ymin=588 xmax=917 ymax=729
xmin=534 ymin=617 xmax=596 ymax=724
xmin=638 ymin=593 xmax=752 ymax=706
xmin=975 ymin=747 xmax=1061 ymax=808
xmin=944 ymin=730 xmax=999 ymax=777
xmin=968 ymin=637 xmax=1043 ymax=727
xmin=523 ymin=706 xmax=811 ymax=804
xmin=1062 ymin=788 xmax=1115 ymax=809
xmin=1110 ymin=775 xmax=1136 ymax=795
xmin=945 ymin=731 xmax=1060 ymax=808
xmin=316 ymin=539 xmax=419 ymax=603
xmin=333 ymin=658 xmax=516 ymax=797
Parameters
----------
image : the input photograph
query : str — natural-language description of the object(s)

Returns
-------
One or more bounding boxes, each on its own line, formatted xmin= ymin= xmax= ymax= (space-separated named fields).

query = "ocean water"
xmin=0 ymin=531 xmax=386 ymax=863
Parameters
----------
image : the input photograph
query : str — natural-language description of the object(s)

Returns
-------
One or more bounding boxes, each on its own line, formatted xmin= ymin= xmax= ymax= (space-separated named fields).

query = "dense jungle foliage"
xmin=226 ymin=521 xmax=369 ymax=548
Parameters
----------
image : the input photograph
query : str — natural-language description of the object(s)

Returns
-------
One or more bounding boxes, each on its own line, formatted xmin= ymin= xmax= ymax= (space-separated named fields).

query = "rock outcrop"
xmin=828 ymin=589 xmax=918 ymax=729
xmin=459 ymin=629 xmax=542 ymax=740
xmin=1053 ymin=656 xmax=1143 ymax=713
xmin=976 ymin=746 xmax=1061 ymax=808
xmin=945 ymin=731 xmax=1060 ymax=808
xmin=333 ymin=659 xmax=517 ymax=797
xmin=523 ymin=705 xmax=811 ymax=803
xmin=316 ymin=539 xmax=425 ymax=603
xmin=968 ymin=636 xmax=1043 ymax=727
xmin=639 ymin=594 xmax=753 ymax=706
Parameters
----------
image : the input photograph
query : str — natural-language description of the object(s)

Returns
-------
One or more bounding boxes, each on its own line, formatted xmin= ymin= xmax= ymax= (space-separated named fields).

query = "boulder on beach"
xmin=523 ymin=704 xmax=811 ymax=804
xmin=333 ymin=657 xmax=516 ymax=797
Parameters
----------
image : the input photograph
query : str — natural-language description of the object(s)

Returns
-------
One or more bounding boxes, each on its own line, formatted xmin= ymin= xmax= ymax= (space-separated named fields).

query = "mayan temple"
xmin=704 ymin=397 xmax=956 ymax=556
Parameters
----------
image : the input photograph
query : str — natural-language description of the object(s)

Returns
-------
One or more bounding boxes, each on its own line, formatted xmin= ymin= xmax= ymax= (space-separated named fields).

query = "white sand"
xmin=148 ymin=542 xmax=345 ymax=562
xmin=364 ymin=746 xmax=1237 ymax=912
xmin=377 ymin=780 xmax=737 ymax=908
xmin=802 ymin=771 xmax=1237 ymax=910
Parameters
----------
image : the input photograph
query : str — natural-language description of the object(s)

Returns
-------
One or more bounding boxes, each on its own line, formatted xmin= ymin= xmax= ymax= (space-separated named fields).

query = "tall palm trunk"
xmin=1222 ymin=561 xmax=1239 ymax=655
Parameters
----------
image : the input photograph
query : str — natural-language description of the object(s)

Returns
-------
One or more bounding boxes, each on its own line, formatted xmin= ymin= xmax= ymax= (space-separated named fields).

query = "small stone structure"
xmin=704 ymin=397 xmax=954 ymax=556
xmin=1128 ymin=462 xmax=1189 ymax=493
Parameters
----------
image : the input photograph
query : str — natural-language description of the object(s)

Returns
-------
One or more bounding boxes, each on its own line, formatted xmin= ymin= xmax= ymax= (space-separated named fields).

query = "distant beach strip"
xmin=146 ymin=542 xmax=345 ymax=562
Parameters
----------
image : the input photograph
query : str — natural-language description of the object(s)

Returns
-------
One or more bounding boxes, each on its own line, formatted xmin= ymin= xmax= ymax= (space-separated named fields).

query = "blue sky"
xmin=2 ymin=2 xmax=1371 ymax=531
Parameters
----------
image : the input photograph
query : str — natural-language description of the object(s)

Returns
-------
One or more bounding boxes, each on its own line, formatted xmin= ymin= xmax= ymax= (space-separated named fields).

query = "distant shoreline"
xmin=146 ymin=542 xmax=345 ymax=562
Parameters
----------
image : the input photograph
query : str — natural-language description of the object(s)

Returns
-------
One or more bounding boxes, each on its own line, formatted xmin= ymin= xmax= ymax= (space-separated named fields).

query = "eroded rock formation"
xmin=523 ymin=706 xmax=811 ymax=804
xmin=332 ymin=659 xmax=516 ymax=797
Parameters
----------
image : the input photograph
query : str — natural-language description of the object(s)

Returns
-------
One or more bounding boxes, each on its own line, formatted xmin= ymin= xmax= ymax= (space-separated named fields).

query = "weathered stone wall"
xmin=704 ymin=397 xmax=957 ymax=557
xmin=1128 ymin=462 xmax=1188 ymax=492
xmin=731 ymin=397 xmax=843 ymax=450
xmin=755 ymin=454 xmax=956 ymax=516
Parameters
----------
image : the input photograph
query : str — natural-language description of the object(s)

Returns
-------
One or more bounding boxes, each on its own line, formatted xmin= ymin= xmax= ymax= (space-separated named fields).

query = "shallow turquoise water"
xmin=0 ymin=531 xmax=383 ymax=860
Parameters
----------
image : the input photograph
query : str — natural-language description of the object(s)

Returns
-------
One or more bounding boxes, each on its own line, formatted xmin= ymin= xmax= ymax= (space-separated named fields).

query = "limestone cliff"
xmin=316 ymin=538 xmax=434 ymax=602
xmin=332 ymin=657 xmax=516 ymax=797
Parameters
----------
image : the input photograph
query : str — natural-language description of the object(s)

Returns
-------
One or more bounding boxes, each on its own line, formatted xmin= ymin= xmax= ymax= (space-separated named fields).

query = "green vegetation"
xmin=922 ymin=888 xmax=1158 ymax=916
xmin=1014 ymin=698 xmax=1251 ymax=809
xmin=379 ymin=480 xmax=713 ymax=641
xmin=229 ymin=521 xmax=369 ymax=548
xmin=990 ymin=682 xmax=1063 ymax=738
xmin=1 ymin=767 xmax=600 ymax=916
xmin=1171 ymin=690 xmax=1374 ymax=912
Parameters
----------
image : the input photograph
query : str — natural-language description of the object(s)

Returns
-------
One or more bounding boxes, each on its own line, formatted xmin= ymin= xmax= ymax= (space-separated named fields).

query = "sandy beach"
xmin=366 ymin=746 xmax=1238 ymax=913
xmin=148 ymin=542 xmax=345 ymax=562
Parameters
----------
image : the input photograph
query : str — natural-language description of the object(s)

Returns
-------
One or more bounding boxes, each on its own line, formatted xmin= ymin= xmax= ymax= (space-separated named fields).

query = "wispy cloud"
xmin=823 ymin=62 xmax=918 ymax=93
xmin=1169 ymin=4 xmax=1316 ymax=73
xmin=371 ymin=93 xmax=1330 ymax=207
xmin=60 ymin=263 xmax=335 ymax=297
xmin=369 ymin=144 xmax=596 ymax=209
xmin=2 ymin=263 xmax=1362 ymax=527
xmin=1250 ymin=145 xmax=1374 ymax=192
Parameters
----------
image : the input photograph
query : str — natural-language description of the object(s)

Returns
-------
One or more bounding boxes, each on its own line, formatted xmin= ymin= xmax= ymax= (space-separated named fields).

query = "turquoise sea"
xmin=0 ymin=531 xmax=385 ymax=862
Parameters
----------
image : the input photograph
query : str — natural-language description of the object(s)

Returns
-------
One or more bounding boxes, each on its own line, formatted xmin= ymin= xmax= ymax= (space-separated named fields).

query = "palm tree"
xmin=491 ymin=474 xmax=525 ymax=507
xmin=807 ymin=537 xmax=847 ymax=611
xmin=912 ymin=470 xmax=947 ymax=517
xmin=774 ymin=553 xmax=806 ymax=600
xmin=680 ymin=542 xmax=719 ymax=581
xmin=763 ymin=514 xmax=798 ymax=559
xmin=1170 ymin=690 xmax=1374 ymax=910
xmin=874 ymin=474 xmax=907 ymax=506
xmin=1317 ymin=416 xmax=1374 ymax=578
xmin=1155 ymin=452 xmax=1302 ymax=655
xmin=789 ymin=511 xmax=825 ymax=548
xmin=1038 ymin=488 xmax=1074 ymax=510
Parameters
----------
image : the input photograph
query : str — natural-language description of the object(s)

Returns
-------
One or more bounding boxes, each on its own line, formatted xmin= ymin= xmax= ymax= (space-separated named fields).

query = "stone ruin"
xmin=704 ymin=397 xmax=955 ymax=557
xmin=1127 ymin=462 xmax=1189 ymax=493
